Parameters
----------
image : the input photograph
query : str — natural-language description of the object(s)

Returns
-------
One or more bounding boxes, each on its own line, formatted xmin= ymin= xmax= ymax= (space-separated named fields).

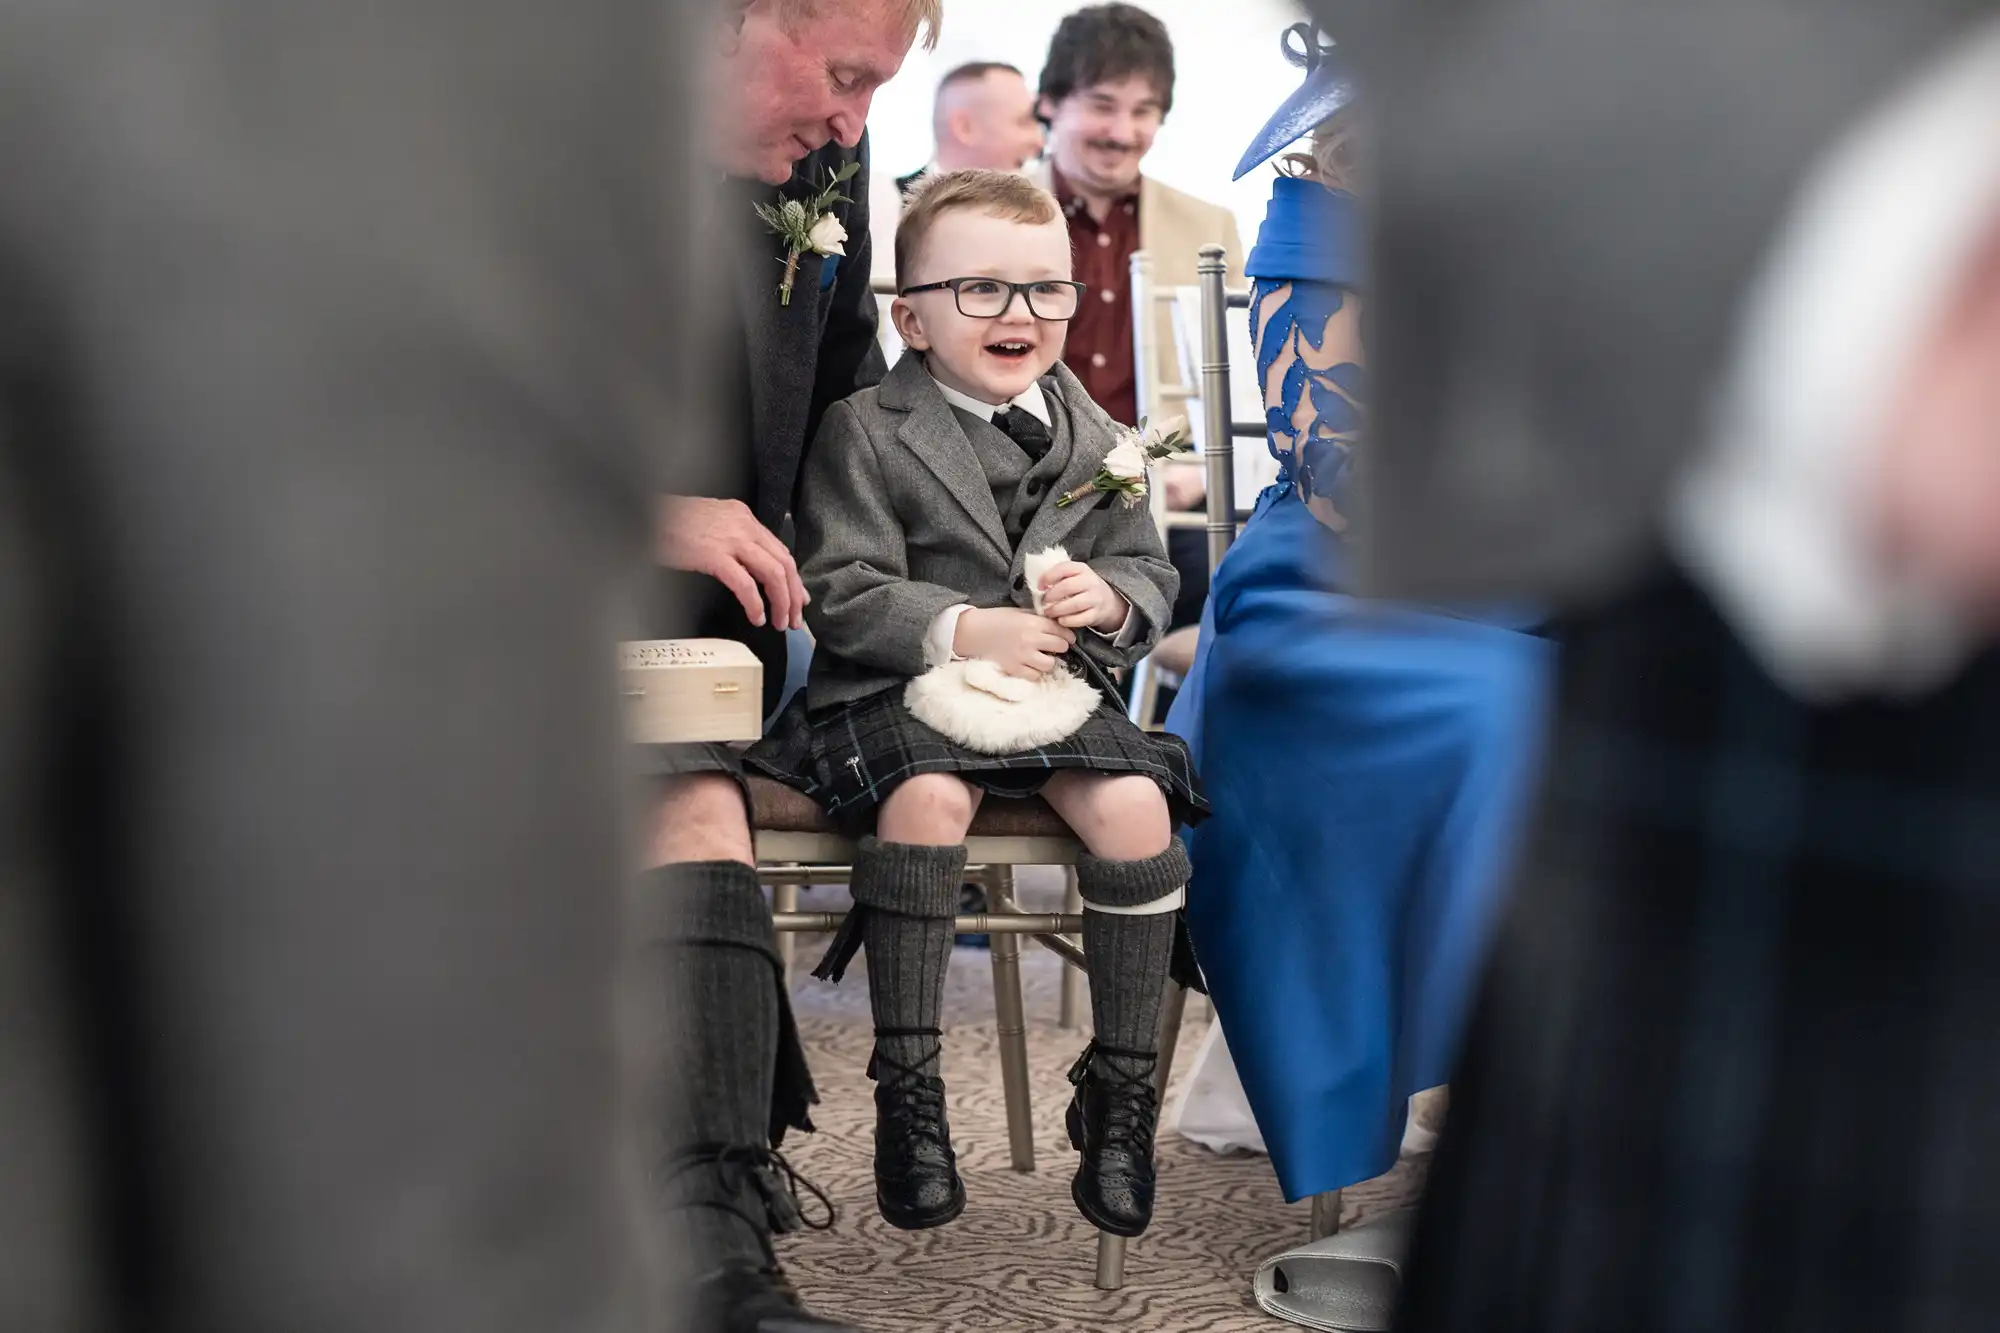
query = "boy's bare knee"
xmin=878 ymin=773 xmax=980 ymax=845
xmin=1079 ymin=775 xmax=1173 ymax=859
xmin=647 ymin=774 xmax=755 ymax=868
xmin=1102 ymin=775 xmax=1171 ymax=830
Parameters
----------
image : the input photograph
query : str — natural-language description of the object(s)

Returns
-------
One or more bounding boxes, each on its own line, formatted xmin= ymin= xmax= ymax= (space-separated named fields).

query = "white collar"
xmin=933 ymin=375 xmax=1051 ymax=427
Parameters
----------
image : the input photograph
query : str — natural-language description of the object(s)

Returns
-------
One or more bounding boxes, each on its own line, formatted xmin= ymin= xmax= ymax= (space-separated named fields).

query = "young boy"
xmin=748 ymin=169 xmax=1205 ymax=1238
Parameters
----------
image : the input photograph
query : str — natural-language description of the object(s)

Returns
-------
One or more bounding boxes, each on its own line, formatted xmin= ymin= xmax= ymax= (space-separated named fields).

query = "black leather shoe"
xmin=664 ymin=1144 xmax=845 ymax=1330
xmin=690 ymin=1262 xmax=864 ymax=1333
xmin=1065 ymin=1043 xmax=1161 ymax=1237
xmin=870 ymin=1029 xmax=965 ymax=1230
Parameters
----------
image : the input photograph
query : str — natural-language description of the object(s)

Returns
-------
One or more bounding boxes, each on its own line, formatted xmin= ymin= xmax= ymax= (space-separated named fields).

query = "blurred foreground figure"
xmin=0 ymin=4 xmax=681 ymax=1328
xmin=1323 ymin=0 xmax=2000 ymax=1329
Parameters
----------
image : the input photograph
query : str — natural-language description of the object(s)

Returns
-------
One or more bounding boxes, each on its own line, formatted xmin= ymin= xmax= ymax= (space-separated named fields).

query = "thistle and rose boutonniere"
xmin=1057 ymin=415 xmax=1195 ymax=508
xmin=754 ymin=160 xmax=859 ymax=306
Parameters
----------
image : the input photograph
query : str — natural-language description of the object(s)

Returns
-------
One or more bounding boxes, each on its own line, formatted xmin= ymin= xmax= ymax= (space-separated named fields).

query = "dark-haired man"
xmin=1031 ymin=3 xmax=1241 ymax=431
xmin=1031 ymin=3 xmax=1242 ymax=629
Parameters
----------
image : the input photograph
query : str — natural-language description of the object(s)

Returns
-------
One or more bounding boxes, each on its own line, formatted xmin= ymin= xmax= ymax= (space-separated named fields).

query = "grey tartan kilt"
xmin=745 ymin=683 xmax=1208 ymax=837
xmin=632 ymin=739 xmax=752 ymax=811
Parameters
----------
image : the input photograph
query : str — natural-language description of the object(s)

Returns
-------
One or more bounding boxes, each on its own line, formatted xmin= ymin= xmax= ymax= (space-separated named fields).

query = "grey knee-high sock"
xmin=852 ymin=837 xmax=966 ymax=1079
xmin=1078 ymin=840 xmax=1191 ymax=1081
xmin=649 ymin=861 xmax=784 ymax=1272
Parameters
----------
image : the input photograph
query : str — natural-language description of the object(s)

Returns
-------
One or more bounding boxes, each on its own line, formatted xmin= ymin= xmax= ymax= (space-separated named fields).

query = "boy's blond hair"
xmin=895 ymin=169 xmax=1063 ymax=291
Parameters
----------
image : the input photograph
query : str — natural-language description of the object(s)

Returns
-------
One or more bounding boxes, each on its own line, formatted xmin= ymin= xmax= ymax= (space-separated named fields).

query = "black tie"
xmin=992 ymin=406 xmax=1052 ymax=463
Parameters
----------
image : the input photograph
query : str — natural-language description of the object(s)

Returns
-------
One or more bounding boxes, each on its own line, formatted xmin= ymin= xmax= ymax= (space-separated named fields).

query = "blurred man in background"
xmin=874 ymin=61 xmax=1044 ymax=354
xmin=897 ymin=61 xmax=1046 ymax=193
xmin=0 ymin=2 xmax=682 ymax=1329
xmin=1322 ymin=0 xmax=2000 ymax=1328
xmin=1032 ymin=2 xmax=1242 ymax=631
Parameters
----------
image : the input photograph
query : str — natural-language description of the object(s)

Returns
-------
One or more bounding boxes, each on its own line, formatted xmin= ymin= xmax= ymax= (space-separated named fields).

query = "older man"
xmin=647 ymin=3 xmax=939 ymax=1331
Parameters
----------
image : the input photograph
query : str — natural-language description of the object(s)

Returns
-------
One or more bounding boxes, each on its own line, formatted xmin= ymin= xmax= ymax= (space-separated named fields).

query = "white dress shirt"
xmin=1671 ymin=16 xmax=2000 ymax=700
xmin=868 ymin=166 xmax=906 ymax=362
xmin=923 ymin=375 xmax=1143 ymax=666
xmin=934 ymin=375 xmax=1052 ymax=429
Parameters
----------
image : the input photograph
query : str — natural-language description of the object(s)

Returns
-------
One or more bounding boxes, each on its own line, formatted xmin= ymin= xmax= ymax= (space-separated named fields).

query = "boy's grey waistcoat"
xmin=797 ymin=354 xmax=1178 ymax=711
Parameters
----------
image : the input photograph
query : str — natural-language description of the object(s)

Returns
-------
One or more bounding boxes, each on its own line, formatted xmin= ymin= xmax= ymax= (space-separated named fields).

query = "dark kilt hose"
xmin=1398 ymin=569 xmax=2000 ymax=1333
xmin=638 ymin=570 xmax=817 ymax=1148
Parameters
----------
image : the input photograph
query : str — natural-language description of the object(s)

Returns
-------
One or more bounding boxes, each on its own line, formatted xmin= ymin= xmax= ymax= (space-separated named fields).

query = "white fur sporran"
xmin=903 ymin=547 xmax=1104 ymax=754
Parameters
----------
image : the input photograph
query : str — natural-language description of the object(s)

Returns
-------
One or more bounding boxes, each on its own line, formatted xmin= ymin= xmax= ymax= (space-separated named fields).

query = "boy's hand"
xmin=1037 ymin=562 xmax=1129 ymax=632
xmin=954 ymin=608 xmax=1076 ymax=680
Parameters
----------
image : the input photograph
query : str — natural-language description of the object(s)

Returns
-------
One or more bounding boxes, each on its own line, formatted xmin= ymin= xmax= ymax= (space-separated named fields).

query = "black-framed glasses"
xmin=898 ymin=277 xmax=1089 ymax=321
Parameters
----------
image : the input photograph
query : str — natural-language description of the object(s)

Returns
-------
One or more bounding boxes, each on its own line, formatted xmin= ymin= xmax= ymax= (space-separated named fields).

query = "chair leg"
xmin=1126 ymin=655 xmax=1160 ymax=729
xmin=1095 ymin=1232 xmax=1128 ymax=1291
xmin=1152 ymin=980 xmax=1190 ymax=1100
xmin=1059 ymin=867 xmax=1085 ymax=1031
xmin=987 ymin=866 xmax=1036 ymax=1174
xmin=1094 ymin=979 xmax=1192 ymax=1291
xmin=770 ymin=879 xmax=799 ymax=987
xmin=1310 ymin=1189 xmax=1344 ymax=1240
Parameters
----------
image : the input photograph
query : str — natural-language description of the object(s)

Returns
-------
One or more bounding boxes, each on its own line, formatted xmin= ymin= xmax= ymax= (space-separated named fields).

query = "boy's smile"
xmin=891 ymin=209 xmax=1076 ymax=405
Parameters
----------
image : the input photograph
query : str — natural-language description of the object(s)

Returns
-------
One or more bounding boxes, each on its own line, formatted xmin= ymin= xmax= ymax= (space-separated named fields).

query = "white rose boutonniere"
xmin=754 ymin=160 xmax=860 ymax=306
xmin=807 ymin=214 xmax=847 ymax=258
xmin=1059 ymin=415 xmax=1194 ymax=508
xmin=1102 ymin=438 xmax=1148 ymax=482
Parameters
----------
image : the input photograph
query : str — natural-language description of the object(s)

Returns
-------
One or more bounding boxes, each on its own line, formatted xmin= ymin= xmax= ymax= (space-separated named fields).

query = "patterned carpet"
xmin=773 ymin=870 xmax=1431 ymax=1333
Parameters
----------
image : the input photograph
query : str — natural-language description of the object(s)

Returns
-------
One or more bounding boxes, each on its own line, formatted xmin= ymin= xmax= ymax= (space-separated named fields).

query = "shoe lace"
xmin=663 ymin=1140 xmax=837 ymax=1273
xmin=869 ymin=1027 xmax=954 ymax=1154
xmin=1069 ymin=1041 xmax=1160 ymax=1159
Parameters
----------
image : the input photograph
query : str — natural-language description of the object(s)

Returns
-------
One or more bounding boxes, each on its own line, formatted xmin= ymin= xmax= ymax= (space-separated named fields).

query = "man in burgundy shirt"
xmin=1028 ymin=4 xmax=1244 ymax=628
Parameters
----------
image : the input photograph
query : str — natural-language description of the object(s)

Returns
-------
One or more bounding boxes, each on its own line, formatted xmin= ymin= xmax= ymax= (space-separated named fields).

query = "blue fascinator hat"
xmin=1232 ymin=22 xmax=1358 ymax=180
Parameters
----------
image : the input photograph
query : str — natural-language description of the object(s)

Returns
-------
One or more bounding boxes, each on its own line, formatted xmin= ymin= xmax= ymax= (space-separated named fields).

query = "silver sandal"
xmin=1252 ymin=1210 xmax=1415 ymax=1332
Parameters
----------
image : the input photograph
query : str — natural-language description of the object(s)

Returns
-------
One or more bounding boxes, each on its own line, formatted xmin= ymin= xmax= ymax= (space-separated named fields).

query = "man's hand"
xmin=1037 ymin=562 xmax=1129 ymax=633
xmin=953 ymin=608 xmax=1076 ymax=680
xmin=1161 ymin=460 xmax=1206 ymax=512
xmin=656 ymin=496 xmax=808 ymax=631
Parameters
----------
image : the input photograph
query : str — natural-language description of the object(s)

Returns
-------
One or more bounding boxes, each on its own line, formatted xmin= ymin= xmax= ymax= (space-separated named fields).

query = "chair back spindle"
xmin=1196 ymin=244 xmax=1241 ymax=571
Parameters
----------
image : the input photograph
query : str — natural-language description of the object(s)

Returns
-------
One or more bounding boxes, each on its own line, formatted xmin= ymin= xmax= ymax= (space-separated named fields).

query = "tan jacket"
xmin=1028 ymin=159 xmax=1245 ymax=423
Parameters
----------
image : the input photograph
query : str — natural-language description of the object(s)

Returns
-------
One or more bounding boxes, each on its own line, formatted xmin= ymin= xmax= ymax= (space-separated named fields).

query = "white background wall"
xmin=867 ymin=0 xmax=1310 ymax=244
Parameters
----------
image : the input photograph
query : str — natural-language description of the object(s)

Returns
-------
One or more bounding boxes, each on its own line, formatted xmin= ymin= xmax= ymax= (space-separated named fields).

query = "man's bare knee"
xmin=648 ymin=774 xmax=755 ymax=868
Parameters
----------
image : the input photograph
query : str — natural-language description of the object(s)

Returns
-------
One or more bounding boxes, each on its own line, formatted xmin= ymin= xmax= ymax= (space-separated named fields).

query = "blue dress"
xmin=1165 ymin=178 xmax=1553 ymax=1201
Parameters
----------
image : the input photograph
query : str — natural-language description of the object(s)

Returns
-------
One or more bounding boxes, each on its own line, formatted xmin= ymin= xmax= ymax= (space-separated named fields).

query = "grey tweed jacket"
xmin=797 ymin=353 xmax=1177 ymax=711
